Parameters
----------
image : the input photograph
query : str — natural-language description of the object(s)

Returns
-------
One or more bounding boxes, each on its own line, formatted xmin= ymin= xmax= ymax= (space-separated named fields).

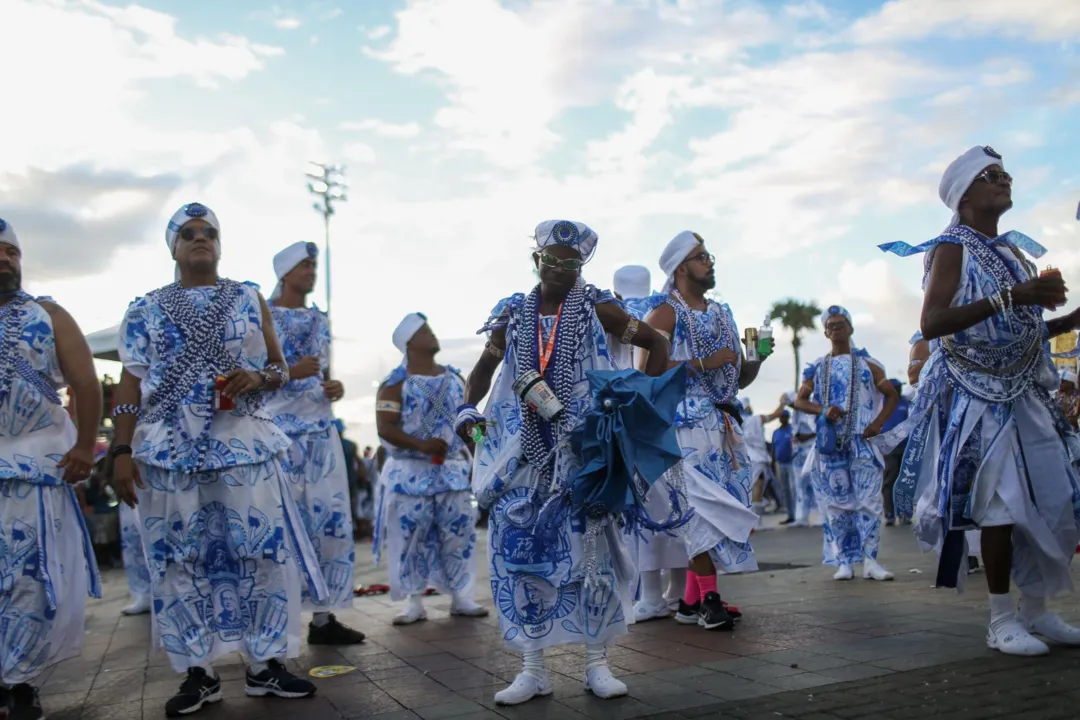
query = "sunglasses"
xmin=685 ymin=252 xmax=715 ymax=267
xmin=539 ymin=252 xmax=583 ymax=272
xmin=180 ymin=226 xmax=219 ymax=242
xmin=975 ymin=169 xmax=1012 ymax=185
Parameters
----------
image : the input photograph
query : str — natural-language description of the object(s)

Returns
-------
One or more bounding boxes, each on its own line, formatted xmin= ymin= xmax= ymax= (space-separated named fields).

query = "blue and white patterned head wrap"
xmin=940 ymin=146 xmax=1003 ymax=229
xmin=0 ymin=218 xmax=18 ymax=251
xmin=821 ymin=304 xmax=853 ymax=329
xmin=166 ymin=202 xmax=220 ymax=281
xmin=270 ymin=241 xmax=318 ymax=301
xmin=534 ymin=220 xmax=598 ymax=264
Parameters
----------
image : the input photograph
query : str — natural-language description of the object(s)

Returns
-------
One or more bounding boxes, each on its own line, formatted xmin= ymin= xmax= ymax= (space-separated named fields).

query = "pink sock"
xmin=683 ymin=572 xmax=700 ymax=605
xmin=698 ymin=574 xmax=718 ymax=604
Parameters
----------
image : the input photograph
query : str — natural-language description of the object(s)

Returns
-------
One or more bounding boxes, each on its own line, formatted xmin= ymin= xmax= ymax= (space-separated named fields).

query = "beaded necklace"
xmin=668 ymin=290 xmax=737 ymax=405
xmin=142 ymin=279 xmax=245 ymax=472
xmin=511 ymin=279 xmax=592 ymax=472
xmin=0 ymin=292 xmax=62 ymax=408
xmin=818 ymin=349 xmax=857 ymax=449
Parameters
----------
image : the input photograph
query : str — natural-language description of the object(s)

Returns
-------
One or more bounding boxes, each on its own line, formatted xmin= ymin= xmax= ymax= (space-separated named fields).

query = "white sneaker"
xmin=392 ymin=603 xmax=427 ymax=626
xmin=122 ymin=595 xmax=151 ymax=616
xmin=987 ymin=617 xmax=1050 ymax=656
xmin=633 ymin=600 xmax=671 ymax=623
xmin=862 ymin=558 xmax=894 ymax=581
xmin=584 ymin=666 xmax=628 ymax=699
xmin=450 ymin=597 xmax=489 ymax=618
xmin=1020 ymin=612 xmax=1080 ymax=646
xmin=833 ymin=564 xmax=854 ymax=581
xmin=664 ymin=596 xmax=680 ymax=612
xmin=494 ymin=672 xmax=553 ymax=705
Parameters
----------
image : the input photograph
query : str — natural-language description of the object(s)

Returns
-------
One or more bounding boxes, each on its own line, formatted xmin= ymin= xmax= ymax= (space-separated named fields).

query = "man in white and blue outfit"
xmin=374 ymin=313 xmax=487 ymax=625
xmin=0 ymin=219 xmax=102 ymax=720
xmin=795 ymin=305 xmax=899 ymax=582
xmin=111 ymin=203 xmax=326 ymax=717
xmin=265 ymin=241 xmax=364 ymax=645
xmin=878 ymin=145 xmax=1080 ymax=656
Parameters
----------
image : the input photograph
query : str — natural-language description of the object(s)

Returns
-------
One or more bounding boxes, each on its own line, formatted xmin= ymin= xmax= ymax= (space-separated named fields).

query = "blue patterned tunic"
xmin=879 ymin=227 xmax=1080 ymax=594
xmin=265 ymin=304 xmax=354 ymax=610
xmin=375 ymin=366 xmax=477 ymax=601
xmin=474 ymin=282 xmax=636 ymax=651
xmin=0 ymin=293 xmax=100 ymax=683
xmin=658 ymin=294 xmax=758 ymax=572
xmin=119 ymin=281 xmax=326 ymax=671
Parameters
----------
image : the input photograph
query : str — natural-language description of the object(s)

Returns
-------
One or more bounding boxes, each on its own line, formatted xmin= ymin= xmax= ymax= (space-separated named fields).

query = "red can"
xmin=432 ymin=455 xmax=445 ymax=466
xmin=214 ymin=375 xmax=234 ymax=411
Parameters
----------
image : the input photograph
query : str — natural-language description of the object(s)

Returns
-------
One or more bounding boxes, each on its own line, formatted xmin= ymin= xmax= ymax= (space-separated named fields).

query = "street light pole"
xmin=306 ymin=161 xmax=348 ymax=374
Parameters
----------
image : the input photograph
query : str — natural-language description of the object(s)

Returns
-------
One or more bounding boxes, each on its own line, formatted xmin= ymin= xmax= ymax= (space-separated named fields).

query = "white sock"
xmin=522 ymin=649 xmax=545 ymax=680
xmin=640 ymin=570 xmax=663 ymax=606
xmin=312 ymin=612 xmax=331 ymax=627
xmin=1018 ymin=594 xmax=1047 ymax=620
xmin=585 ymin=644 xmax=608 ymax=672
xmin=989 ymin=592 xmax=1013 ymax=628
xmin=249 ymin=661 xmax=269 ymax=675
xmin=666 ymin=568 xmax=687 ymax=601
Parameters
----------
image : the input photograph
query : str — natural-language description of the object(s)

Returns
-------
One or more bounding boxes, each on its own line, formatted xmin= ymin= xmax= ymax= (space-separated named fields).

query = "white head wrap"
xmin=270 ymin=241 xmax=318 ymax=301
xmin=613 ymin=265 xmax=651 ymax=300
xmin=393 ymin=312 xmax=428 ymax=354
xmin=0 ymin=218 xmax=18 ymax=251
xmin=821 ymin=304 xmax=853 ymax=329
xmin=166 ymin=202 xmax=220 ymax=281
xmin=534 ymin=220 xmax=598 ymax=264
xmin=939 ymin=146 xmax=1003 ymax=229
xmin=659 ymin=231 xmax=703 ymax=293
xmin=1062 ymin=370 xmax=1078 ymax=384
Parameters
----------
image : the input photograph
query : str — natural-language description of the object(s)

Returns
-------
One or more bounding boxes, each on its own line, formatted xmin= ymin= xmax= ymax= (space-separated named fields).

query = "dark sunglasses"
xmin=684 ymin=251 xmax=715 ymax=267
xmin=975 ymin=169 xmax=1012 ymax=185
xmin=180 ymin=226 xmax=219 ymax=242
xmin=539 ymin=252 xmax=583 ymax=272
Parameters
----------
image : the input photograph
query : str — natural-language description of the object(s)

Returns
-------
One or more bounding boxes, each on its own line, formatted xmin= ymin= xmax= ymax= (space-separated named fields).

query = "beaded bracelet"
xmin=111 ymin=404 xmax=139 ymax=418
xmin=260 ymin=363 xmax=289 ymax=389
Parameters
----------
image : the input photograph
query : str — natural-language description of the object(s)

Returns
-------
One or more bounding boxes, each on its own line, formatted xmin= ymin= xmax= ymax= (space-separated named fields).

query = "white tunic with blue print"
xmin=0 ymin=292 xmax=100 ymax=684
xmin=805 ymin=350 xmax=886 ymax=566
xmin=657 ymin=295 xmax=758 ymax=572
xmin=265 ymin=304 xmax=354 ymax=611
xmin=375 ymin=366 xmax=478 ymax=601
xmin=120 ymin=281 xmax=327 ymax=671
xmin=474 ymin=283 xmax=636 ymax=651
xmin=878 ymin=226 xmax=1080 ymax=594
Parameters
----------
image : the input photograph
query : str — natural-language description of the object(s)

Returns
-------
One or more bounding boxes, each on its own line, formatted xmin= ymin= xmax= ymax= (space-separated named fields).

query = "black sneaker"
xmin=307 ymin=613 xmax=366 ymax=645
xmin=968 ymin=556 xmax=982 ymax=574
xmin=245 ymin=659 xmax=317 ymax=699
xmin=674 ymin=599 xmax=700 ymax=625
xmin=165 ymin=668 xmax=222 ymax=717
xmin=7 ymin=684 xmax=42 ymax=720
xmin=697 ymin=592 xmax=735 ymax=631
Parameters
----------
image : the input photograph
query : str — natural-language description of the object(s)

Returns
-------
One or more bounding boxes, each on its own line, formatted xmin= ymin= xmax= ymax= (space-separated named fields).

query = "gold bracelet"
xmin=620 ymin=318 xmax=640 ymax=345
xmin=485 ymin=341 xmax=505 ymax=359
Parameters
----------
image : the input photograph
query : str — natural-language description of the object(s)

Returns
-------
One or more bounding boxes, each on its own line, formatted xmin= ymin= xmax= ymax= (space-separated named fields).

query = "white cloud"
xmin=342 ymin=142 xmax=377 ymax=164
xmin=367 ymin=25 xmax=391 ymax=39
xmin=853 ymin=0 xmax=1080 ymax=43
xmin=340 ymin=119 xmax=422 ymax=138
xmin=274 ymin=16 xmax=301 ymax=30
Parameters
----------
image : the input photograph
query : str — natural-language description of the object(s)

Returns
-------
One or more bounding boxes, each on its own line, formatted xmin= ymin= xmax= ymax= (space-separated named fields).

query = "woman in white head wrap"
xmin=111 ymin=202 xmax=329 ymax=715
xmin=876 ymin=147 xmax=1080 ymax=657
xmin=263 ymin=240 xmax=365 ymax=645
xmin=374 ymin=312 xmax=488 ymax=626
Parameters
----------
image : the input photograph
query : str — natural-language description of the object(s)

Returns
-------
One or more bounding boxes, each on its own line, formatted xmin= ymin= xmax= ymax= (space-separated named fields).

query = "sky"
xmin=3 ymin=0 xmax=1079 ymax=446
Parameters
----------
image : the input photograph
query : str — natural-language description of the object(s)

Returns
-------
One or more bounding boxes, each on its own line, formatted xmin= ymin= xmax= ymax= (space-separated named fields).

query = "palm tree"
xmin=769 ymin=298 xmax=822 ymax=390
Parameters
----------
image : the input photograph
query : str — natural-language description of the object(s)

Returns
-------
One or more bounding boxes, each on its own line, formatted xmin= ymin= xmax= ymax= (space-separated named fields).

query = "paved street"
xmin=40 ymin=522 xmax=1080 ymax=719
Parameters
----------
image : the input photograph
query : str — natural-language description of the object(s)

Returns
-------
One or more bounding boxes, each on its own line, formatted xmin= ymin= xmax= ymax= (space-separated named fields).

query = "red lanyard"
xmin=538 ymin=304 xmax=564 ymax=376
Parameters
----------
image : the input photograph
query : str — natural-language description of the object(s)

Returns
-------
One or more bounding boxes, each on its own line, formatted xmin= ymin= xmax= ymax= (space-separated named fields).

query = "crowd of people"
xmin=2 ymin=144 xmax=1080 ymax=719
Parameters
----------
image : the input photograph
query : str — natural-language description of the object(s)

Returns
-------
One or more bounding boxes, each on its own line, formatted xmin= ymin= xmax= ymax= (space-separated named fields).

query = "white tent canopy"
xmin=85 ymin=324 xmax=121 ymax=362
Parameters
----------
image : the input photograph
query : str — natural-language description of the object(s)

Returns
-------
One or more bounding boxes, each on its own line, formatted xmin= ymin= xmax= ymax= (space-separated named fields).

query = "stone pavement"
xmin=39 ymin=523 xmax=1080 ymax=719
